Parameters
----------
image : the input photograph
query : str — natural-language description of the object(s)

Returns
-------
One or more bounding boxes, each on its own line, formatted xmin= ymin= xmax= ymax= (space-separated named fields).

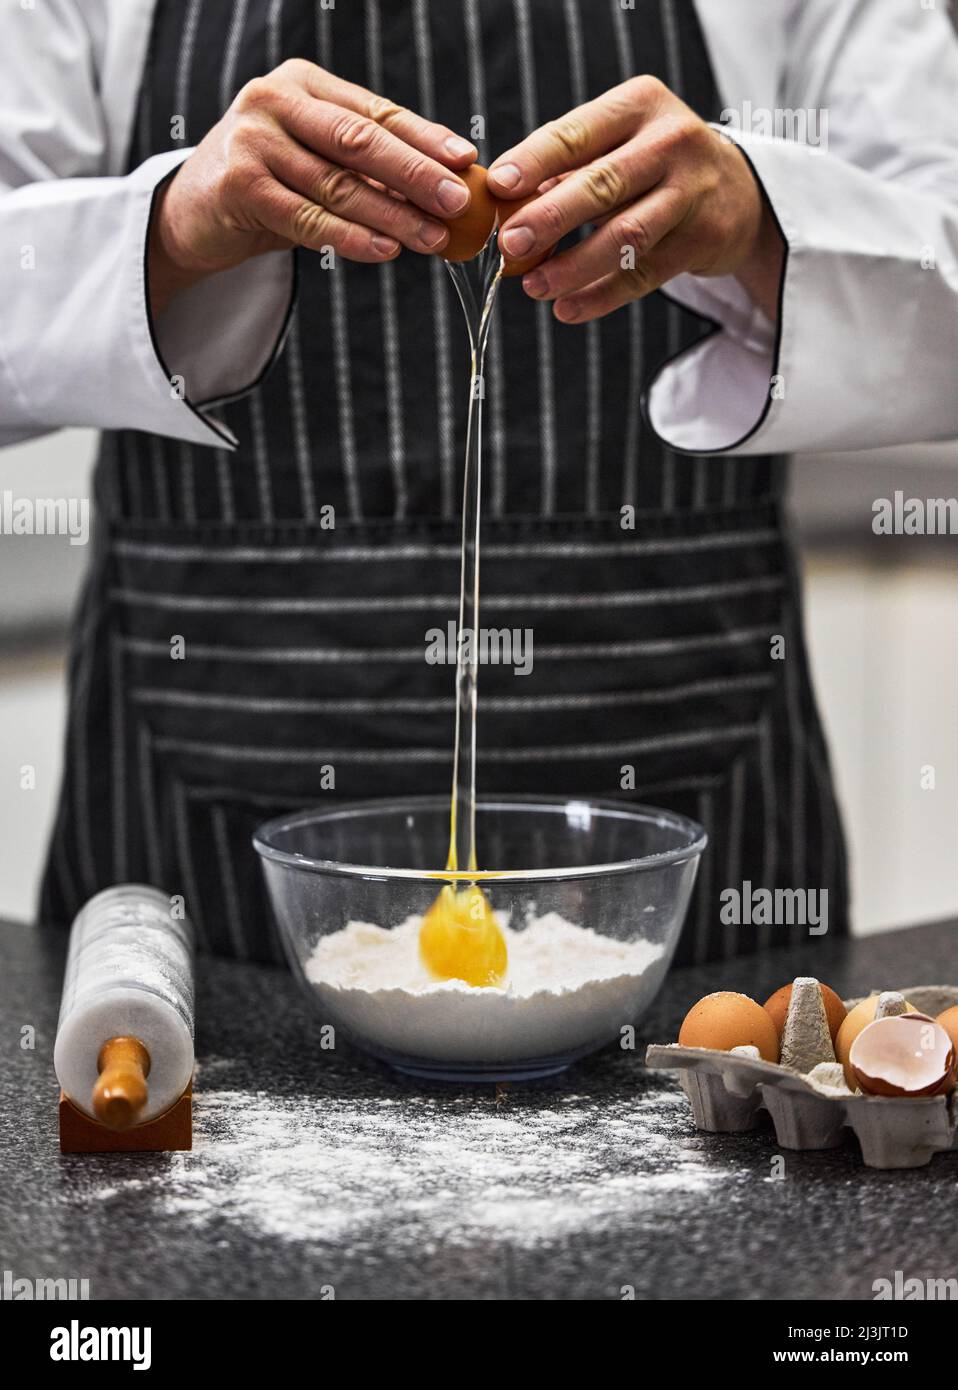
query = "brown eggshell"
xmin=439 ymin=163 xmax=498 ymax=263
xmin=678 ymin=991 xmax=780 ymax=1063
xmin=850 ymin=1013 xmax=957 ymax=1098
xmin=936 ymin=1005 xmax=958 ymax=1054
xmin=494 ymin=189 xmax=557 ymax=278
xmin=763 ymin=982 xmax=846 ymax=1043
xmin=836 ymin=995 xmax=918 ymax=1087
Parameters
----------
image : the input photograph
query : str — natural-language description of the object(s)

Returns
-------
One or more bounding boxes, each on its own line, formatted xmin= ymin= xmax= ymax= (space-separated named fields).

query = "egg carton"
xmin=645 ymin=985 xmax=958 ymax=1169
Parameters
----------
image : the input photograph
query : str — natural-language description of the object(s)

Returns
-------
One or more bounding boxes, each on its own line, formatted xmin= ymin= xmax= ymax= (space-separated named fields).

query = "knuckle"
xmin=617 ymin=213 xmax=652 ymax=258
xmin=290 ymin=200 xmax=332 ymax=245
xmin=366 ymin=93 xmax=406 ymax=130
xmin=314 ymin=164 xmax=362 ymax=212
xmin=583 ymin=161 xmax=627 ymax=213
xmin=396 ymin=148 xmax=431 ymax=187
xmin=687 ymin=120 xmax=713 ymax=155
xmin=224 ymin=113 xmax=262 ymax=156
xmin=276 ymin=57 xmax=311 ymax=83
xmin=234 ymin=76 xmax=277 ymax=113
xmin=629 ymin=73 xmax=666 ymax=102
xmin=548 ymin=113 xmax=591 ymax=162
xmin=330 ymin=111 xmax=379 ymax=158
xmin=665 ymin=113 xmax=708 ymax=154
xmin=530 ymin=197 xmax=565 ymax=241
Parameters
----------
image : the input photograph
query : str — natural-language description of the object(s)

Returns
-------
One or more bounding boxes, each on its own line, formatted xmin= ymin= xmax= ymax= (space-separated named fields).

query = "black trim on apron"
xmin=40 ymin=0 xmax=849 ymax=965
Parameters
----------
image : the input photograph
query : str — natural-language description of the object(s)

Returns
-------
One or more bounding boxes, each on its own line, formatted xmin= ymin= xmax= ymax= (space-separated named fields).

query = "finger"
xmin=487 ymin=74 xmax=666 ymax=196
xmin=553 ymin=270 xmax=648 ymax=323
xmin=281 ymin=96 xmax=473 ymax=218
xmin=361 ymin=178 xmax=410 ymax=202
xmin=265 ymin=142 xmax=449 ymax=252
xmin=536 ymin=172 xmax=575 ymax=194
xmin=497 ymin=139 xmax=669 ymax=266
xmin=520 ymin=186 xmax=687 ymax=300
xmin=552 ymin=235 xmax=687 ymax=322
xmin=293 ymin=61 xmax=478 ymax=168
xmin=252 ymin=176 xmax=402 ymax=262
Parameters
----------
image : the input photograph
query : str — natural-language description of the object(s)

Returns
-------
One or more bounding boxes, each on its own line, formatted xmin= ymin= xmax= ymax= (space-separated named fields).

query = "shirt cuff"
xmin=149 ymin=184 xmax=296 ymax=428
xmin=645 ymin=129 xmax=785 ymax=457
xmin=647 ymin=125 xmax=958 ymax=457
xmin=0 ymin=150 xmax=295 ymax=450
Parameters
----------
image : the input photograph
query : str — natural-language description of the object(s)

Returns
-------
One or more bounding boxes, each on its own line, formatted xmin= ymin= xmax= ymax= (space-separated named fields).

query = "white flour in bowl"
xmin=304 ymin=914 xmax=666 ymax=1063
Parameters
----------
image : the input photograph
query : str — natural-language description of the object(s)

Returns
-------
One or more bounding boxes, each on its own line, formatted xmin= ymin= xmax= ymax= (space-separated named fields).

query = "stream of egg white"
xmin=444 ymin=240 xmax=504 ymax=875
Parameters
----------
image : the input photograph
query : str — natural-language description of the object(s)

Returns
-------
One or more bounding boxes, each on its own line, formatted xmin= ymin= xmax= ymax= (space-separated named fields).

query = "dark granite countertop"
xmin=1 ymin=917 xmax=955 ymax=1301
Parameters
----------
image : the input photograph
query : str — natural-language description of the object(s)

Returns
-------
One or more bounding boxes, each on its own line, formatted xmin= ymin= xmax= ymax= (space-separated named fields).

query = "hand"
xmin=148 ymin=58 xmax=477 ymax=316
xmin=487 ymin=76 xmax=784 ymax=323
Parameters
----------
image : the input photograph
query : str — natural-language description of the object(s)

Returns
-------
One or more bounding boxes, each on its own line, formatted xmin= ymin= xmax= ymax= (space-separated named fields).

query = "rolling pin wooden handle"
xmin=92 ymin=1036 xmax=151 ymax=1131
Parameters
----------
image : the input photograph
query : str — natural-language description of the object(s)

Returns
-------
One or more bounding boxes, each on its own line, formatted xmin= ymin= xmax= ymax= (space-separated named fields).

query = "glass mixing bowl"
xmin=254 ymin=795 xmax=706 ymax=1082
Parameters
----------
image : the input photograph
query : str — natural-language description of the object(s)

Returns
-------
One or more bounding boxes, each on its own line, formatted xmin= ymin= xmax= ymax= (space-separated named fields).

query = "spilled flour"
xmin=65 ymin=1061 xmax=744 ymax=1254
xmin=304 ymin=914 xmax=667 ymax=1063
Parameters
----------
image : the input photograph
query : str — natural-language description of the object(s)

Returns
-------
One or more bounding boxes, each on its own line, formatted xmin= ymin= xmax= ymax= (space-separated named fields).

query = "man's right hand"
xmin=148 ymin=58 xmax=477 ymax=315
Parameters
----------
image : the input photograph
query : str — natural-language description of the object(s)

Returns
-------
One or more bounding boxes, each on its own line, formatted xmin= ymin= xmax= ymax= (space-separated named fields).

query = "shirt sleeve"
xmin=647 ymin=0 xmax=958 ymax=457
xmin=0 ymin=0 xmax=294 ymax=451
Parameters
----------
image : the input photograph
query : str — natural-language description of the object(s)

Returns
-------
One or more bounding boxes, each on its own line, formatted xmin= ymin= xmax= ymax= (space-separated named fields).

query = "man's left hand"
xmin=487 ymin=76 xmax=784 ymax=323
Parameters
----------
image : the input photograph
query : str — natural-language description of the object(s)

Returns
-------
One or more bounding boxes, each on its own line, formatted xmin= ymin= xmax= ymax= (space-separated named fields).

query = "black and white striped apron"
xmin=40 ymin=0 xmax=850 ymax=965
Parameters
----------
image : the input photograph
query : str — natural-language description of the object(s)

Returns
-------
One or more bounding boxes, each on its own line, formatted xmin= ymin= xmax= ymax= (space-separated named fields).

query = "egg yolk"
xmin=419 ymin=883 xmax=507 ymax=987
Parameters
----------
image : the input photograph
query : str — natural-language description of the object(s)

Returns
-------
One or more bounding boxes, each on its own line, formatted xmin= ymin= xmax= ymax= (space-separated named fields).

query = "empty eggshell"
xmin=439 ymin=164 xmax=498 ymax=263
xmin=764 ymin=981 xmax=846 ymax=1042
xmin=678 ymin=991 xmax=779 ymax=1063
xmin=850 ymin=1013 xmax=957 ymax=1098
xmin=494 ymin=189 xmax=557 ymax=277
xmin=836 ymin=994 xmax=918 ymax=1087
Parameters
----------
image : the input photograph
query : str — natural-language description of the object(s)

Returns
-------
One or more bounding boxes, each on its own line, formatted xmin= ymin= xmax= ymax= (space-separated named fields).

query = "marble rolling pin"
xmin=54 ymin=885 xmax=195 ymax=1130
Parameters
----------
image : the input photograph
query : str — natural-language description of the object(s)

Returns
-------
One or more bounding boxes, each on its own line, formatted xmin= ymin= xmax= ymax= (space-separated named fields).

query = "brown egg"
xmin=494 ymin=189 xmax=557 ymax=278
xmin=936 ymin=1005 xmax=958 ymax=1054
xmin=439 ymin=163 xmax=498 ymax=263
xmin=763 ymin=982 xmax=846 ymax=1042
xmin=836 ymin=995 xmax=918 ymax=1087
xmin=678 ymin=991 xmax=780 ymax=1063
xmin=850 ymin=1014 xmax=957 ymax=1098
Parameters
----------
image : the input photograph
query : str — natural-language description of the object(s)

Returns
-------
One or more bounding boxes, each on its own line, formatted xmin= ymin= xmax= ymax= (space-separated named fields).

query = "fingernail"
xmin=555 ymin=297 xmax=581 ymax=322
xmin=490 ymin=162 xmax=521 ymax=190
xmin=418 ymin=221 xmax=449 ymax=249
xmin=501 ymin=224 xmax=534 ymax=257
xmin=522 ymin=269 xmax=548 ymax=297
xmin=444 ymin=136 xmax=476 ymax=160
xmin=438 ymin=178 xmax=470 ymax=213
xmin=372 ymin=234 xmax=400 ymax=257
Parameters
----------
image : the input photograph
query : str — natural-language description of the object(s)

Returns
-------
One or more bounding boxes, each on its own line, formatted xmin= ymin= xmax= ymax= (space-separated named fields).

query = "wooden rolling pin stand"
xmin=59 ymin=1036 xmax=192 ymax=1154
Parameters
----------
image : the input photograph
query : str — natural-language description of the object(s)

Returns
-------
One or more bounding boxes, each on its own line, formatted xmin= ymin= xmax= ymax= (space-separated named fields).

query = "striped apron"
xmin=40 ymin=0 xmax=849 ymax=965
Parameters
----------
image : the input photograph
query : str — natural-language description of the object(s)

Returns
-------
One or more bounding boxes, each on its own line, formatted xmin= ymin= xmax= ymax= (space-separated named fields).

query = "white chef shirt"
xmin=1 ymin=0 xmax=957 ymax=457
